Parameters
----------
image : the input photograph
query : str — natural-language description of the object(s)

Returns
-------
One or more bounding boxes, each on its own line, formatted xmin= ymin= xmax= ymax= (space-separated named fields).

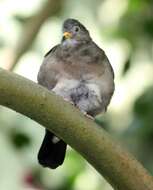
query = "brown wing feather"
xmin=37 ymin=45 xmax=60 ymax=90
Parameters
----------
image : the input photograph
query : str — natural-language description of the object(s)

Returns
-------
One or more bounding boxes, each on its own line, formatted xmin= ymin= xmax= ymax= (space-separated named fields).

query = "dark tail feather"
xmin=38 ymin=130 xmax=67 ymax=169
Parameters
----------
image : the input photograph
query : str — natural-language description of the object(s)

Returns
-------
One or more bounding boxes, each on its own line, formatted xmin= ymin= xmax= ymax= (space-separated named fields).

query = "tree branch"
xmin=0 ymin=67 xmax=153 ymax=190
xmin=9 ymin=0 xmax=63 ymax=70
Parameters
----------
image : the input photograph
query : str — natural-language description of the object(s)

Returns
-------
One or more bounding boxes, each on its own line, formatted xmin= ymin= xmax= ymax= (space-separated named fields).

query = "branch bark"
xmin=0 ymin=68 xmax=153 ymax=190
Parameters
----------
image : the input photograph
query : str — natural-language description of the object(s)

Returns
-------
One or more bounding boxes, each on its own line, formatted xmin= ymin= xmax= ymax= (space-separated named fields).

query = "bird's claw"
xmin=82 ymin=112 xmax=94 ymax=120
xmin=63 ymin=98 xmax=74 ymax=105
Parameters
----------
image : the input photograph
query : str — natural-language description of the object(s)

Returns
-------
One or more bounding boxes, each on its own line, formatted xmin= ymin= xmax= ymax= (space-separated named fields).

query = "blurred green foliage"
xmin=9 ymin=130 xmax=31 ymax=149
xmin=116 ymin=0 xmax=153 ymax=75
xmin=0 ymin=0 xmax=153 ymax=189
xmin=123 ymin=86 xmax=153 ymax=173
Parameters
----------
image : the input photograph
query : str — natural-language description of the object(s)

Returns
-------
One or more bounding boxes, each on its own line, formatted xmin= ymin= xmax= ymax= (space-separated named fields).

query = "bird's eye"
xmin=74 ymin=26 xmax=80 ymax=32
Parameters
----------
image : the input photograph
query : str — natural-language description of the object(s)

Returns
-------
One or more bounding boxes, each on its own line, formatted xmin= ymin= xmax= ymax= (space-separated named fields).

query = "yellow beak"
xmin=63 ymin=32 xmax=72 ymax=39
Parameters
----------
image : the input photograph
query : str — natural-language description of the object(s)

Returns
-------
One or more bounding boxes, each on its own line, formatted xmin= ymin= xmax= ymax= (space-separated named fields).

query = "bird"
xmin=37 ymin=18 xmax=114 ymax=169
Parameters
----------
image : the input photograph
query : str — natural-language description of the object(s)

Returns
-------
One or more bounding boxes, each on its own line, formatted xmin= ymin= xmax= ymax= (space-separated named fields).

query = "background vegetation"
xmin=0 ymin=0 xmax=153 ymax=189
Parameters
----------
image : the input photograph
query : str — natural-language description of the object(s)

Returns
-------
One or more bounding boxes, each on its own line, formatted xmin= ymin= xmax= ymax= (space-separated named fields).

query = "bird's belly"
xmin=52 ymin=78 xmax=80 ymax=97
xmin=52 ymin=78 xmax=102 ymax=116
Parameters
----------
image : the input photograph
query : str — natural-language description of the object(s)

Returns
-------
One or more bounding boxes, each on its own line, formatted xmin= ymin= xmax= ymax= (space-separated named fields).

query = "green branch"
xmin=0 ymin=68 xmax=153 ymax=190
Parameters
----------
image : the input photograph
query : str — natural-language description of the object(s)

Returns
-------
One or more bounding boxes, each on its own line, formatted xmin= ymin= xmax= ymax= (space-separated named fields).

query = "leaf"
xmin=122 ymin=56 xmax=132 ymax=76
xmin=10 ymin=131 xmax=31 ymax=149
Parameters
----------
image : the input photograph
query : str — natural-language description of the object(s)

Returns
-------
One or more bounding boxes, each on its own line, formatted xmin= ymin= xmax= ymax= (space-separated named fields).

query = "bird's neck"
xmin=61 ymin=39 xmax=80 ymax=47
xmin=61 ymin=38 xmax=90 ymax=49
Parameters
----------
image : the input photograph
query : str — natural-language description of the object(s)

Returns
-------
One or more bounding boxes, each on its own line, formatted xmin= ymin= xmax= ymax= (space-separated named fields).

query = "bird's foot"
xmin=82 ymin=112 xmax=94 ymax=120
xmin=63 ymin=98 xmax=74 ymax=105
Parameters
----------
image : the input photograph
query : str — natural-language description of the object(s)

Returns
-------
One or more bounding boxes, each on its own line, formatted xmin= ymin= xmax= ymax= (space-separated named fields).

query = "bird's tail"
xmin=38 ymin=130 xmax=67 ymax=169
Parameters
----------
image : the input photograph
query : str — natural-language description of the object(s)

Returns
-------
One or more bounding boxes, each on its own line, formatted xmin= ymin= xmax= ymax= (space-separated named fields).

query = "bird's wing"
xmin=97 ymin=54 xmax=115 ymax=111
xmin=44 ymin=45 xmax=59 ymax=57
xmin=88 ymin=42 xmax=114 ymax=111
xmin=37 ymin=45 xmax=60 ymax=90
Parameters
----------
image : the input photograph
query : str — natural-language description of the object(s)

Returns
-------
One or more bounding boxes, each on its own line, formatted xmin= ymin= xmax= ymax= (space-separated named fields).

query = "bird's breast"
xmin=58 ymin=61 xmax=104 ymax=80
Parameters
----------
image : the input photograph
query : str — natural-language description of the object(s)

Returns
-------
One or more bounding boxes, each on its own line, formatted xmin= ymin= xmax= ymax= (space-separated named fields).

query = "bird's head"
xmin=62 ymin=19 xmax=91 ymax=45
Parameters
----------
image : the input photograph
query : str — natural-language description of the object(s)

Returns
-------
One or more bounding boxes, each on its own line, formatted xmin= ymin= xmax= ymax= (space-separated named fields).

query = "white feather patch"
xmin=52 ymin=79 xmax=79 ymax=94
xmin=86 ymin=83 xmax=101 ymax=102
xmin=52 ymin=136 xmax=60 ymax=144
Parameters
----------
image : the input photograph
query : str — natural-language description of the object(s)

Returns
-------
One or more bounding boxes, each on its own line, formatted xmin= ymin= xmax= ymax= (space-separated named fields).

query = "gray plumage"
xmin=37 ymin=18 xmax=114 ymax=169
